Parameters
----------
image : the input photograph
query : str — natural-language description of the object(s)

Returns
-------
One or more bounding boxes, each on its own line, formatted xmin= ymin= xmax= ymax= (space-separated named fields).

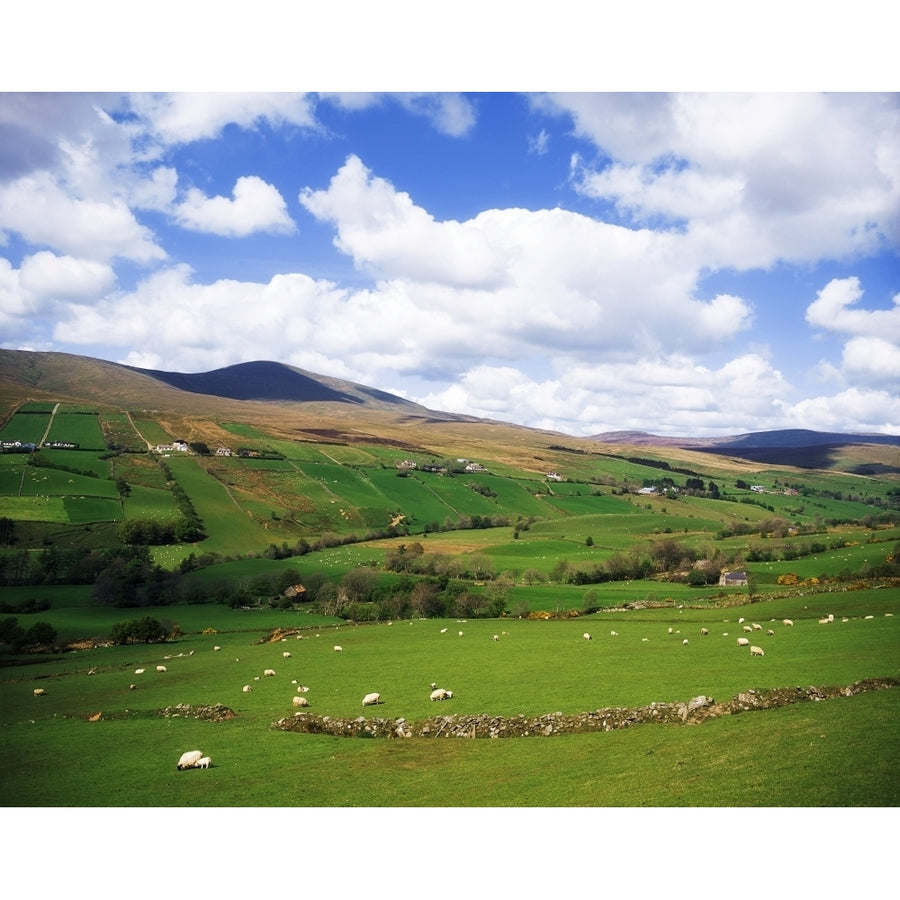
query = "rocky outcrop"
xmin=272 ymin=677 xmax=898 ymax=739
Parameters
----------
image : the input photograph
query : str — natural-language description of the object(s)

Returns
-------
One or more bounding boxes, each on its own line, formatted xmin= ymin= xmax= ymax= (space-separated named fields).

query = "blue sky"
xmin=1 ymin=90 xmax=898 ymax=437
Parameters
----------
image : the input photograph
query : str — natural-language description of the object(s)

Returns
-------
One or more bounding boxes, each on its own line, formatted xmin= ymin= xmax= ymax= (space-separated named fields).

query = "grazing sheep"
xmin=767 ymin=629 xmax=775 ymax=636
xmin=242 ymin=685 xmax=252 ymax=693
xmin=738 ymin=617 xmax=745 ymax=624
xmin=197 ymin=756 xmax=211 ymax=768
xmin=430 ymin=688 xmax=453 ymax=701
xmin=129 ymin=683 xmax=136 ymax=690
xmin=440 ymin=628 xmax=448 ymax=634
xmin=667 ymin=627 xmax=673 ymax=635
xmin=292 ymin=695 xmax=310 ymax=707
xmin=33 ymin=688 xmax=46 ymax=696
xmin=264 ymin=669 xmax=276 ymax=677
xmin=177 ymin=750 xmax=204 ymax=770
xmin=737 ymin=637 xmax=750 ymax=646
xmin=700 ymin=628 xmax=708 ymax=635
xmin=818 ymin=617 xmax=831 ymax=625
xmin=682 ymin=639 xmax=689 ymax=646
xmin=282 ymin=651 xmax=292 ymax=659
xmin=156 ymin=665 xmax=167 ymax=673
xmin=362 ymin=692 xmax=381 ymax=706
xmin=458 ymin=631 xmax=464 ymax=637
xmin=750 ymin=645 xmax=765 ymax=656
xmin=134 ymin=668 xmax=145 ymax=675
xmin=214 ymin=646 xmax=221 ymax=651
xmin=742 ymin=625 xmax=753 ymax=633
xmin=783 ymin=619 xmax=794 ymax=626
xmin=752 ymin=623 xmax=762 ymax=631
xmin=492 ymin=634 xmax=499 ymax=641
xmin=333 ymin=645 xmax=343 ymax=653
xmin=296 ymin=685 xmax=309 ymax=693
xmin=610 ymin=630 xmax=618 ymax=636
xmin=583 ymin=633 xmax=592 ymax=640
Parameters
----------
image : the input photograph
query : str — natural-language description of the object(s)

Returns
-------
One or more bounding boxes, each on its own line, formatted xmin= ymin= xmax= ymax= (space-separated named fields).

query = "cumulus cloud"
xmin=806 ymin=277 xmax=900 ymax=342
xmin=174 ymin=176 xmax=295 ymax=237
xmin=125 ymin=93 xmax=319 ymax=146
xmin=542 ymin=92 xmax=900 ymax=268
xmin=0 ymin=172 xmax=165 ymax=263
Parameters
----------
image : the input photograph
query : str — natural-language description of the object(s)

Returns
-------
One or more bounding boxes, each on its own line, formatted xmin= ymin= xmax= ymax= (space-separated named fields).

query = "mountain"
xmin=593 ymin=428 xmax=900 ymax=469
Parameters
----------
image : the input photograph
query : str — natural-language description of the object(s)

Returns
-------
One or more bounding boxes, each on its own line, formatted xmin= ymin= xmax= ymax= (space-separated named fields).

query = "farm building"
xmin=720 ymin=570 xmax=749 ymax=587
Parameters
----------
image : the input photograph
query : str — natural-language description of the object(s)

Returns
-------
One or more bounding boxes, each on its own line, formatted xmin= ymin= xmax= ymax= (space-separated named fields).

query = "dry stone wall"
xmin=272 ymin=677 xmax=898 ymax=739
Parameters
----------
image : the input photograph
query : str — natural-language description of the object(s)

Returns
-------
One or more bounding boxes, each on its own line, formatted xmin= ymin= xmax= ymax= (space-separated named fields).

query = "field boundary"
xmin=272 ymin=676 xmax=899 ymax=739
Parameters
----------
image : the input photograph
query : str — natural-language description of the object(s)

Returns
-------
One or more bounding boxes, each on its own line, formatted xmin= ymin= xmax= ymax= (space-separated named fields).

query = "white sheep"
xmin=583 ymin=633 xmax=592 ymax=640
xmin=682 ymin=639 xmax=689 ymax=646
xmin=134 ymin=668 xmax=145 ymax=675
xmin=767 ymin=629 xmax=775 ymax=636
xmin=440 ymin=628 xmax=448 ymax=633
xmin=333 ymin=645 xmax=343 ymax=653
xmin=458 ymin=631 xmax=464 ymax=637
xmin=282 ymin=651 xmax=291 ymax=659
xmin=430 ymin=688 xmax=453 ymax=701
xmin=667 ymin=627 xmax=673 ymax=634
xmin=492 ymin=634 xmax=499 ymax=641
xmin=130 ymin=683 xmax=136 ymax=690
xmin=292 ymin=695 xmax=310 ymax=707
xmin=610 ymin=630 xmax=618 ymax=636
xmin=737 ymin=637 xmax=750 ymax=646
xmin=752 ymin=623 xmax=762 ymax=631
xmin=783 ymin=619 xmax=794 ymax=626
xmin=214 ymin=646 xmax=221 ymax=651
xmin=33 ymin=687 xmax=46 ymax=696
xmin=197 ymin=756 xmax=211 ymax=769
xmin=742 ymin=625 xmax=753 ymax=633
xmin=264 ymin=669 xmax=276 ymax=677
xmin=700 ymin=628 xmax=708 ymax=635
xmin=242 ymin=685 xmax=252 ymax=692
xmin=156 ymin=665 xmax=167 ymax=673
xmin=362 ymin=692 xmax=381 ymax=706
xmin=177 ymin=750 xmax=204 ymax=770
xmin=296 ymin=685 xmax=309 ymax=693
xmin=750 ymin=645 xmax=765 ymax=657
xmin=738 ymin=617 xmax=745 ymax=624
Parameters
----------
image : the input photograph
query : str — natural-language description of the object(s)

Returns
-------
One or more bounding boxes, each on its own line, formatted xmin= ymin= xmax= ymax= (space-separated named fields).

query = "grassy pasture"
xmin=45 ymin=412 xmax=106 ymax=449
xmin=0 ymin=592 xmax=897 ymax=807
xmin=0 ymin=411 xmax=50 ymax=444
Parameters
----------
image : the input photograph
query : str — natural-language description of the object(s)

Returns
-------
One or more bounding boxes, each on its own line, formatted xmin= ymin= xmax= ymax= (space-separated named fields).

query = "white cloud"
xmin=542 ymin=93 xmax=900 ymax=268
xmin=0 ymin=172 xmax=165 ymax=263
xmin=125 ymin=93 xmax=319 ymax=146
xmin=806 ymin=277 xmax=900 ymax=342
xmin=528 ymin=129 xmax=550 ymax=156
xmin=19 ymin=251 xmax=116 ymax=299
xmin=320 ymin=93 xmax=477 ymax=137
xmin=174 ymin=176 xmax=295 ymax=237
xmin=782 ymin=388 xmax=900 ymax=434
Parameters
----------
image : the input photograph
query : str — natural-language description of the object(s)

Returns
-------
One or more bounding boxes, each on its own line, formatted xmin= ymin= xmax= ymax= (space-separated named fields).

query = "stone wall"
xmin=271 ymin=677 xmax=898 ymax=739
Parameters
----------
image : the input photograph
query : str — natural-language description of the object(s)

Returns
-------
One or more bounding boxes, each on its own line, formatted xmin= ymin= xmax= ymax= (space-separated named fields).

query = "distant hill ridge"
xmin=593 ymin=428 xmax=900 ymax=450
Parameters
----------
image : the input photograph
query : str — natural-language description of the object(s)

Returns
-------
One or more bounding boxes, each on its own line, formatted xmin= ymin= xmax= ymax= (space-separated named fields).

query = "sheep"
xmin=430 ymin=688 xmax=453 ymax=701
xmin=583 ymin=633 xmax=592 ymax=640
xmin=282 ymin=651 xmax=292 ymax=659
xmin=263 ymin=669 xmax=276 ymax=677
xmin=296 ymin=685 xmax=309 ymax=693
xmin=129 ymin=683 xmax=136 ymax=690
xmin=783 ymin=619 xmax=794 ymax=626
xmin=818 ymin=617 xmax=831 ymax=625
xmin=610 ymin=630 xmax=618 ymax=636
xmin=682 ymin=638 xmax=689 ymax=645
xmin=242 ymin=685 xmax=252 ymax=693
xmin=156 ymin=665 xmax=167 ymax=673
xmin=333 ymin=645 xmax=343 ymax=653
xmin=458 ymin=631 xmax=464 ymax=637
xmin=738 ymin=617 xmax=745 ymax=624
xmin=742 ymin=625 xmax=753 ymax=633
xmin=767 ymin=629 xmax=775 ymax=636
xmin=362 ymin=692 xmax=381 ymax=706
xmin=440 ymin=628 xmax=448 ymax=634
xmin=292 ymin=695 xmax=310 ymax=707
xmin=196 ymin=756 xmax=211 ymax=769
xmin=752 ymin=623 xmax=762 ymax=631
xmin=33 ymin=687 xmax=46 ymax=696
xmin=737 ymin=637 xmax=750 ymax=646
xmin=214 ymin=646 xmax=221 ymax=651
xmin=700 ymin=628 xmax=708 ymax=635
xmin=134 ymin=668 xmax=145 ymax=675
xmin=177 ymin=750 xmax=204 ymax=770
xmin=492 ymin=634 xmax=499 ymax=641
xmin=750 ymin=645 xmax=765 ymax=657
xmin=667 ymin=627 xmax=673 ymax=635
